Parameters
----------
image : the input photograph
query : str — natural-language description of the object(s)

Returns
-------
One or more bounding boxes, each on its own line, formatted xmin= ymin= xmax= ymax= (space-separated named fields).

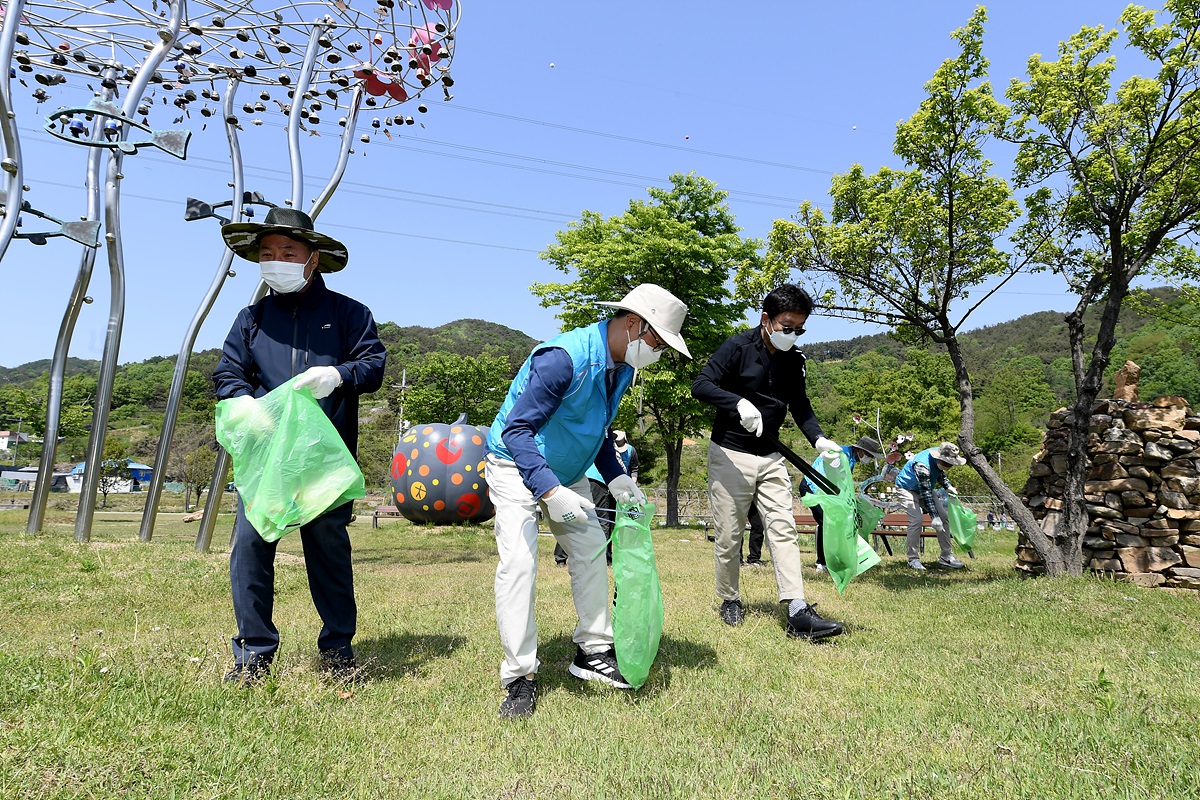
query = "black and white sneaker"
xmin=568 ymin=647 xmax=632 ymax=689
xmin=499 ymin=676 xmax=537 ymax=719
xmin=720 ymin=599 xmax=745 ymax=626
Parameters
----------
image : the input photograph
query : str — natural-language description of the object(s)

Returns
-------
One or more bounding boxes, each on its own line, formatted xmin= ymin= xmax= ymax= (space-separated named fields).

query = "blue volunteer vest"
xmin=895 ymin=448 xmax=943 ymax=490
xmin=488 ymin=321 xmax=633 ymax=488
xmin=805 ymin=444 xmax=858 ymax=492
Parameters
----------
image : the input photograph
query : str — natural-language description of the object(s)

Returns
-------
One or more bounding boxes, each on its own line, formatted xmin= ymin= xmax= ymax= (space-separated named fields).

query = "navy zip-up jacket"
xmin=212 ymin=272 xmax=386 ymax=455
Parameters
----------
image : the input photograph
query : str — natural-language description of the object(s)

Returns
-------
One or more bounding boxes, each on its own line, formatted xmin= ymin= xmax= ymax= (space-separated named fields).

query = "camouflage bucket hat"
xmin=221 ymin=207 xmax=348 ymax=273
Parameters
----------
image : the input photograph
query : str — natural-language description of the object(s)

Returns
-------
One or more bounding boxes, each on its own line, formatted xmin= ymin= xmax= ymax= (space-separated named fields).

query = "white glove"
xmin=222 ymin=394 xmax=276 ymax=436
xmin=541 ymin=486 xmax=596 ymax=524
xmin=930 ymin=516 xmax=946 ymax=534
xmin=294 ymin=365 xmax=343 ymax=400
xmin=946 ymin=483 xmax=959 ymax=497
xmin=736 ymin=398 xmax=763 ymax=437
xmin=815 ymin=436 xmax=840 ymax=454
xmin=608 ymin=474 xmax=646 ymax=506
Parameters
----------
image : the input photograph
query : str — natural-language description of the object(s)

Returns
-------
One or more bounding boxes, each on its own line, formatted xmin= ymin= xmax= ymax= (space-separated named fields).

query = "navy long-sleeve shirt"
xmin=500 ymin=347 xmax=627 ymax=499
xmin=212 ymin=272 xmax=386 ymax=455
xmin=691 ymin=326 xmax=824 ymax=456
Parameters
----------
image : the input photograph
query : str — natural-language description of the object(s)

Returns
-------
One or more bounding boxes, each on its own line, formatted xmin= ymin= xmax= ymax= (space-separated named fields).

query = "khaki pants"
xmin=707 ymin=441 xmax=805 ymax=603
xmin=896 ymin=487 xmax=952 ymax=561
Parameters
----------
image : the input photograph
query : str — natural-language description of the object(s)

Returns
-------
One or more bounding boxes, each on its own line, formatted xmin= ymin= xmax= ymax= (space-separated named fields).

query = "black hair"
xmin=762 ymin=284 xmax=814 ymax=318
xmin=612 ymin=309 xmax=632 ymax=321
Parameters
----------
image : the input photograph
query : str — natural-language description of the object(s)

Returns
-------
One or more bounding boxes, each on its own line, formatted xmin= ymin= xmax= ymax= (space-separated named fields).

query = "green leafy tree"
xmin=181 ymin=445 xmax=217 ymax=511
xmin=534 ymin=172 xmax=758 ymax=524
xmin=97 ymin=438 xmax=132 ymax=509
xmin=759 ymin=10 xmax=1046 ymax=550
xmin=1006 ymin=0 xmax=1200 ymax=573
xmin=403 ymin=351 xmax=510 ymax=428
xmin=357 ymin=407 xmax=401 ymax=491
xmin=975 ymin=357 xmax=1057 ymax=454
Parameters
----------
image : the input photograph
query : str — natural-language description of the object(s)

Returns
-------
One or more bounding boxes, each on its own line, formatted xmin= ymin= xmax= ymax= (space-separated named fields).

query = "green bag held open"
xmin=946 ymin=495 xmax=977 ymax=553
xmin=215 ymin=376 xmax=365 ymax=542
xmin=610 ymin=500 xmax=663 ymax=690
xmin=802 ymin=457 xmax=883 ymax=594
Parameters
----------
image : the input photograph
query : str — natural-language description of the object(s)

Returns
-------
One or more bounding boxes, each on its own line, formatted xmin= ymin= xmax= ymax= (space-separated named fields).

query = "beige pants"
xmin=896 ymin=487 xmax=952 ymax=561
xmin=707 ymin=441 xmax=805 ymax=603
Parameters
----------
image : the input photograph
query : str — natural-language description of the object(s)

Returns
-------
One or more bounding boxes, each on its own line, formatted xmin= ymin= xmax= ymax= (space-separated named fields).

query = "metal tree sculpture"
xmin=3 ymin=0 xmax=460 ymax=541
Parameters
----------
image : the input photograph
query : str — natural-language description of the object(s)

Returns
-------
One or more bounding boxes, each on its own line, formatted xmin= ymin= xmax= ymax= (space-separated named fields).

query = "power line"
xmin=31 ymin=178 xmax=542 ymax=253
xmin=440 ymin=104 xmax=838 ymax=175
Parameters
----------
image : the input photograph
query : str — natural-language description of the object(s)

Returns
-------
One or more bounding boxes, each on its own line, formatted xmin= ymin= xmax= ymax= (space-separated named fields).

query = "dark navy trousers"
xmin=229 ymin=499 xmax=357 ymax=666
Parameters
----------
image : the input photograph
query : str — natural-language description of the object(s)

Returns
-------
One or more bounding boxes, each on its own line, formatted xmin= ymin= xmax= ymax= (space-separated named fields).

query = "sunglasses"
xmin=771 ymin=318 xmax=806 ymax=337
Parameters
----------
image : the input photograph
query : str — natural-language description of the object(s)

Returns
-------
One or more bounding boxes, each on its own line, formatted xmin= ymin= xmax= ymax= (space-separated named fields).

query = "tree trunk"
xmin=1057 ymin=273 xmax=1131 ymax=576
xmin=664 ymin=438 xmax=683 ymax=527
xmin=944 ymin=336 xmax=1064 ymax=572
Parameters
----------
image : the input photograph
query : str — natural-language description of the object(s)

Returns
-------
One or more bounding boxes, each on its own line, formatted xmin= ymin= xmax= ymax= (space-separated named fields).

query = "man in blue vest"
xmin=485 ymin=284 xmax=689 ymax=719
xmin=894 ymin=442 xmax=967 ymax=570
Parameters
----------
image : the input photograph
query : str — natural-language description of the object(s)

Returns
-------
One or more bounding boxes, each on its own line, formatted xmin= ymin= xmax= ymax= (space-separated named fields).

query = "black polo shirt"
xmin=691 ymin=326 xmax=825 ymax=457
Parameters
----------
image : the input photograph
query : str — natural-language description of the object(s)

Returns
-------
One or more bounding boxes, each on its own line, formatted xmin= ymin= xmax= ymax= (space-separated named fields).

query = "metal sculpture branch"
xmin=1 ymin=0 xmax=461 ymax=540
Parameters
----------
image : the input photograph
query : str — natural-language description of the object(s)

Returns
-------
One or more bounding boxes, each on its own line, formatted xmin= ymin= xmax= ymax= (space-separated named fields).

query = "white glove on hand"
xmin=294 ymin=365 xmax=343 ymax=400
xmin=946 ymin=483 xmax=959 ymax=497
xmin=608 ymin=474 xmax=646 ymax=506
xmin=736 ymin=398 xmax=763 ymax=437
xmin=223 ymin=394 xmax=276 ymax=436
xmin=541 ymin=486 xmax=596 ymax=524
xmin=930 ymin=516 xmax=946 ymax=534
xmin=815 ymin=436 xmax=840 ymax=454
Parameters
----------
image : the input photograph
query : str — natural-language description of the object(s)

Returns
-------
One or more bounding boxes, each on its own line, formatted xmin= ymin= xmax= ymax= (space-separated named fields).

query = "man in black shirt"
xmin=691 ymin=284 xmax=843 ymax=640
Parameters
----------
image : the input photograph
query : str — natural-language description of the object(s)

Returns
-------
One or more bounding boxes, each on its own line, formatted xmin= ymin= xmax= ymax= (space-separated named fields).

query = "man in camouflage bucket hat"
xmin=213 ymin=207 xmax=386 ymax=684
xmin=893 ymin=442 xmax=968 ymax=571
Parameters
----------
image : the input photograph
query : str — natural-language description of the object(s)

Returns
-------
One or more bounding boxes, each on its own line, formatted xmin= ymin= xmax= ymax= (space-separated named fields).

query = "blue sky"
xmin=2 ymin=0 xmax=1143 ymax=366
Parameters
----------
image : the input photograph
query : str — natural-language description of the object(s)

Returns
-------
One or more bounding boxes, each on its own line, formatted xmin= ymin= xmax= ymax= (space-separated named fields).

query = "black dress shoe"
xmin=786 ymin=602 xmax=844 ymax=640
xmin=320 ymin=651 xmax=358 ymax=680
xmin=223 ymin=660 xmax=269 ymax=686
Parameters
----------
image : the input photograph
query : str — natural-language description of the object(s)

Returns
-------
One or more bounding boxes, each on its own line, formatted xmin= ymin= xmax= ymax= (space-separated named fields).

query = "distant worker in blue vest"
xmin=691 ymin=283 xmax=844 ymax=641
xmin=894 ymin=442 xmax=967 ymax=571
xmin=485 ymin=284 xmax=690 ymax=719
xmin=554 ymin=429 xmax=639 ymax=567
xmin=807 ymin=436 xmax=883 ymax=573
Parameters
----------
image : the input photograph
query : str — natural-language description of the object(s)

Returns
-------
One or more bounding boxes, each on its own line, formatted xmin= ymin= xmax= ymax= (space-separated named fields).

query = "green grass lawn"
xmin=1 ymin=509 xmax=1197 ymax=799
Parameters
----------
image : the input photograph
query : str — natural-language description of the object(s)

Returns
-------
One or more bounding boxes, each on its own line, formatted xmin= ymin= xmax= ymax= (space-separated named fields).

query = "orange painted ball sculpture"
xmin=390 ymin=412 xmax=495 ymax=523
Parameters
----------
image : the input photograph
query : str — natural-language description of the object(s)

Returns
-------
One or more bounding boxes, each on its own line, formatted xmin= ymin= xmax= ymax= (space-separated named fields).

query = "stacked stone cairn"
xmin=1017 ymin=394 xmax=1200 ymax=588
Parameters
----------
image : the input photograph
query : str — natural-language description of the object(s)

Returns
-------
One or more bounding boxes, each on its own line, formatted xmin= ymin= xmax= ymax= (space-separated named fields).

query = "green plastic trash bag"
xmin=215 ymin=376 xmax=365 ymax=542
xmin=946 ymin=495 xmax=977 ymax=553
xmin=802 ymin=456 xmax=883 ymax=594
xmin=611 ymin=500 xmax=663 ymax=690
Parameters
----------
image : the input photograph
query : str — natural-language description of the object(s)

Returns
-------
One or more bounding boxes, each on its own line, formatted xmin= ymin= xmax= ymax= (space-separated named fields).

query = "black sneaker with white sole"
xmin=499 ymin=676 xmax=537 ymax=719
xmin=568 ymin=647 xmax=632 ymax=689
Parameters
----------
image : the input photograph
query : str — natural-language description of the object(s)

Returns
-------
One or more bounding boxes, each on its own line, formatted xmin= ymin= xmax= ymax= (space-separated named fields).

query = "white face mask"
xmin=767 ymin=321 xmax=800 ymax=351
xmin=624 ymin=325 xmax=664 ymax=369
xmin=260 ymin=255 xmax=311 ymax=294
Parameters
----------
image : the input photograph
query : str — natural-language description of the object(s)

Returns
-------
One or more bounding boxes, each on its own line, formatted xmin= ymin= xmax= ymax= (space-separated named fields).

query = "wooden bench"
xmin=371 ymin=504 xmax=404 ymax=528
xmin=795 ymin=511 xmax=934 ymax=556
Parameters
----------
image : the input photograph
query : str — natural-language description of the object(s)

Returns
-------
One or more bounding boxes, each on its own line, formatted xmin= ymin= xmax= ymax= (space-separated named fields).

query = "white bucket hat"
xmin=597 ymin=283 xmax=691 ymax=358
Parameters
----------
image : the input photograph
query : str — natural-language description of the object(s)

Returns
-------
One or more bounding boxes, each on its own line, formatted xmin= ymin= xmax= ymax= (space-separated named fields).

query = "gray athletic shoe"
xmin=908 ymin=558 xmax=926 ymax=571
xmin=938 ymin=555 xmax=966 ymax=569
